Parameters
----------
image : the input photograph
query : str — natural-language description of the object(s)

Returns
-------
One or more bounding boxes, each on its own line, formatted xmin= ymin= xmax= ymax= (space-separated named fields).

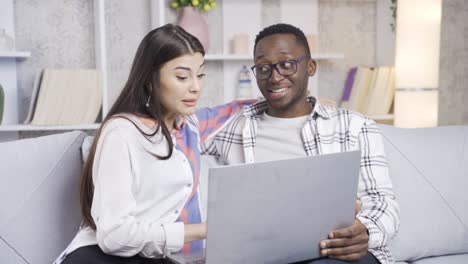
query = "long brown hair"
xmin=80 ymin=24 xmax=204 ymax=230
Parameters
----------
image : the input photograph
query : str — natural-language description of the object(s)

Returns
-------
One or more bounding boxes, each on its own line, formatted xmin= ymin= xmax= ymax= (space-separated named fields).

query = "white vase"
xmin=0 ymin=28 xmax=15 ymax=51
xmin=177 ymin=7 xmax=210 ymax=52
xmin=0 ymin=84 xmax=4 ymax=125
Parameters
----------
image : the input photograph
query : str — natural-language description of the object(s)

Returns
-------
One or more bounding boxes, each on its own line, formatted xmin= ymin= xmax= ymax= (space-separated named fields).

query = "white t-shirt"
xmin=254 ymin=112 xmax=309 ymax=162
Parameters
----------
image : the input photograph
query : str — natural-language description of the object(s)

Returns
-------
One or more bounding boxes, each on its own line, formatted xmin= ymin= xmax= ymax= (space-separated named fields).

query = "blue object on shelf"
xmin=237 ymin=65 xmax=253 ymax=100
xmin=0 ymin=83 xmax=4 ymax=124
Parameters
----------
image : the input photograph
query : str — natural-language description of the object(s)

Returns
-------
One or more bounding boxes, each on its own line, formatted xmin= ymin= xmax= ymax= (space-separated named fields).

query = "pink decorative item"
xmin=306 ymin=34 xmax=317 ymax=53
xmin=177 ymin=7 xmax=210 ymax=52
xmin=231 ymin=33 xmax=249 ymax=54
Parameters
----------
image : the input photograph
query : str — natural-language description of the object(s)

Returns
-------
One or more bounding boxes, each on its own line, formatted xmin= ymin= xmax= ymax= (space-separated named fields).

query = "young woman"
xmin=55 ymin=24 xmax=249 ymax=264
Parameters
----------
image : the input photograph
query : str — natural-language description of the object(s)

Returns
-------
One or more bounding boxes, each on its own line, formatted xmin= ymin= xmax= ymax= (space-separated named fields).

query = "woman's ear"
xmin=147 ymin=82 xmax=153 ymax=95
xmin=307 ymin=59 xmax=317 ymax=77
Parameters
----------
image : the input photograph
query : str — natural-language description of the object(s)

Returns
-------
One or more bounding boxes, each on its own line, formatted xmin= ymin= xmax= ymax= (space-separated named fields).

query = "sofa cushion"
xmin=410 ymin=254 xmax=468 ymax=264
xmin=379 ymin=125 xmax=468 ymax=262
xmin=0 ymin=131 xmax=87 ymax=264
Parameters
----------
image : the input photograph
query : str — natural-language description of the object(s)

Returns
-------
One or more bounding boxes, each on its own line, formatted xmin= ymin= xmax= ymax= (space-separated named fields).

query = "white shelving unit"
xmin=1 ymin=0 xmax=346 ymax=141
xmin=0 ymin=0 xmax=33 ymax=141
xmin=0 ymin=1 xmax=106 ymax=141
xmin=205 ymin=54 xmax=252 ymax=61
xmin=368 ymin=114 xmax=394 ymax=121
xmin=204 ymin=53 xmax=344 ymax=61
xmin=0 ymin=124 xmax=101 ymax=132
xmin=0 ymin=51 xmax=31 ymax=128
xmin=150 ymin=0 xmax=344 ymax=102
xmin=94 ymin=0 xmax=109 ymax=122
xmin=0 ymin=51 xmax=31 ymax=59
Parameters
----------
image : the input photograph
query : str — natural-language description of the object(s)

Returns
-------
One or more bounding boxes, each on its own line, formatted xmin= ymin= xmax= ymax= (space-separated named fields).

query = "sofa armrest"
xmin=0 ymin=131 xmax=87 ymax=263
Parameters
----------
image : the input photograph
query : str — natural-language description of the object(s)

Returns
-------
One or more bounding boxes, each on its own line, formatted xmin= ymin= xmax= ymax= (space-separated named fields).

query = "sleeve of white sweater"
xmin=91 ymin=127 xmax=184 ymax=257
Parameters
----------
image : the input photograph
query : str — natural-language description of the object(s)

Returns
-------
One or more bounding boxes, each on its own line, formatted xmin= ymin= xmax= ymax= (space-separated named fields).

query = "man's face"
xmin=253 ymin=33 xmax=316 ymax=117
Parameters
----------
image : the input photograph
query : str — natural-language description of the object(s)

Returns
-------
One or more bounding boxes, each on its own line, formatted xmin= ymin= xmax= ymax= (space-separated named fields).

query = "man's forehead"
xmin=258 ymin=33 xmax=297 ymax=46
xmin=255 ymin=34 xmax=303 ymax=58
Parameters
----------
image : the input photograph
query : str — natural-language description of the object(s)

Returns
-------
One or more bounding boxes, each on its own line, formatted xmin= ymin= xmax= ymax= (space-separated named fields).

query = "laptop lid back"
xmin=205 ymin=151 xmax=361 ymax=264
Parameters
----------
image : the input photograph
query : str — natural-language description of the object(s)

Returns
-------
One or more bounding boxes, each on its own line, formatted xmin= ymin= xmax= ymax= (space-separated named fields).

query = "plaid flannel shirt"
xmin=200 ymin=97 xmax=400 ymax=264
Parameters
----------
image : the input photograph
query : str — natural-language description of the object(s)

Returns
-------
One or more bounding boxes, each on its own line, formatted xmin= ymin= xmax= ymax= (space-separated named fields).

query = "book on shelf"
xmin=363 ymin=67 xmax=395 ymax=116
xmin=25 ymin=69 xmax=102 ymax=126
xmin=23 ymin=69 xmax=43 ymax=124
xmin=344 ymin=67 xmax=375 ymax=113
xmin=340 ymin=66 xmax=395 ymax=118
xmin=340 ymin=67 xmax=357 ymax=109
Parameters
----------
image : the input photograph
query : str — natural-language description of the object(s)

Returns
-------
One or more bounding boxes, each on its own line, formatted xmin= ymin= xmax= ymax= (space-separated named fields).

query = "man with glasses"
xmin=201 ymin=23 xmax=399 ymax=264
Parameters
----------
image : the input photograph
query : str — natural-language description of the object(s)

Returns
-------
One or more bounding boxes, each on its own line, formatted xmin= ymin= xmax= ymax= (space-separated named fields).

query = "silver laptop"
xmin=168 ymin=151 xmax=361 ymax=264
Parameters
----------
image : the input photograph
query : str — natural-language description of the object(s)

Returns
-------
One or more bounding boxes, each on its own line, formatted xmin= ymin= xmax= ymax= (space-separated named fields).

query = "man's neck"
xmin=266 ymin=99 xmax=313 ymax=118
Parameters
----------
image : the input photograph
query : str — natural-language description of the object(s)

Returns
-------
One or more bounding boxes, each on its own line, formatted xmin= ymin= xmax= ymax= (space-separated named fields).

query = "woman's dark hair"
xmin=80 ymin=24 xmax=204 ymax=230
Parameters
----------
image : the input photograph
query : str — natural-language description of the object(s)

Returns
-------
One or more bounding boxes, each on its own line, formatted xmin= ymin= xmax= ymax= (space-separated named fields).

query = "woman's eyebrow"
xmin=174 ymin=66 xmax=192 ymax=71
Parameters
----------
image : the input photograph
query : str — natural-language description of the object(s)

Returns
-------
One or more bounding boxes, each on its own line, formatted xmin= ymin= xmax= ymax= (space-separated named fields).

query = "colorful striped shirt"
xmin=174 ymin=99 xmax=253 ymax=253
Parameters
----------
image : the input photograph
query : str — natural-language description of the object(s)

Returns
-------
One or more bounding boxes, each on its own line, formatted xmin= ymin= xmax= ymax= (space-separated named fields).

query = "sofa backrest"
xmin=0 ymin=131 xmax=87 ymax=264
xmin=380 ymin=125 xmax=468 ymax=262
xmin=2 ymin=125 xmax=466 ymax=263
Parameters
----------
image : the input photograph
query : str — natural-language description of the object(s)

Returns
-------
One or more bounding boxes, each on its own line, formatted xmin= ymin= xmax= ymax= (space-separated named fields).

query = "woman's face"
xmin=157 ymin=52 xmax=205 ymax=117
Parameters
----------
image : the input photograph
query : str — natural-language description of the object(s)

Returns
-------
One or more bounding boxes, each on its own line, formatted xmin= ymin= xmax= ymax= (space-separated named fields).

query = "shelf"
xmin=205 ymin=54 xmax=251 ymax=61
xmin=311 ymin=53 xmax=345 ymax=59
xmin=0 ymin=51 xmax=31 ymax=59
xmin=204 ymin=53 xmax=344 ymax=61
xmin=0 ymin=124 xmax=101 ymax=132
xmin=368 ymin=114 xmax=394 ymax=120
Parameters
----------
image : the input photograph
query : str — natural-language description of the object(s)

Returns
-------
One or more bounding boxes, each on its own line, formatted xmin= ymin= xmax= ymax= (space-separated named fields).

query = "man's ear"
xmin=307 ymin=59 xmax=317 ymax=77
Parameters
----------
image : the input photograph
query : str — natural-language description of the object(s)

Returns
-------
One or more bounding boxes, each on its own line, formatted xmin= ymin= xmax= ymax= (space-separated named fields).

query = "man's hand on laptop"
xmin=318 ymin=200 xmax=369 ymax=261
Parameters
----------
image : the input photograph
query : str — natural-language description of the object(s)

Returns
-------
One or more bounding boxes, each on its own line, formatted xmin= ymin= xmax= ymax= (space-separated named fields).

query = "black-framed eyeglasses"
xmin=250 ymin=56 xmax=310 ymax=80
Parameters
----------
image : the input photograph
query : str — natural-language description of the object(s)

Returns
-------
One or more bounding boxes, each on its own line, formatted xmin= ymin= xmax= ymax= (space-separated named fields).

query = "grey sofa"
xmin=0 ymin=125 xmax=467 ymax=263
xmin=0 ymin=131 xmax=85 ymax=263
xmin=381 ymin=125 xmax=468 ymax=264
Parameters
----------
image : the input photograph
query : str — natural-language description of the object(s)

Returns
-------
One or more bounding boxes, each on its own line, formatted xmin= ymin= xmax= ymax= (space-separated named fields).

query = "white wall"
xmin=438 ymin=0 xmax=468 ymax=125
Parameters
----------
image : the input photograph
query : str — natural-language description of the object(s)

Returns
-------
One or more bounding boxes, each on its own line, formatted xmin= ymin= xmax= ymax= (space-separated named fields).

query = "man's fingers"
xmin=329 ymin=225 xmax=355 ymax=239
xmin=329 ymin=220 xmax=367 ymax=239
xmin=321 ymin=242 xmax=368 ymax=257
xmin=321 ymin=233 xmax=368 ymax=249
xmin=319 ymin=219 xmax=369 ymax=261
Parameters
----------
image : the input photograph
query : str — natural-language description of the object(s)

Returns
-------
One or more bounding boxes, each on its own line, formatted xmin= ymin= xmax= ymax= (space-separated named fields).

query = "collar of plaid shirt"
xmin=238 ymin=96 xmax=342 ymax=163
xmin=241 ymin=96 xmax=331 ymax=120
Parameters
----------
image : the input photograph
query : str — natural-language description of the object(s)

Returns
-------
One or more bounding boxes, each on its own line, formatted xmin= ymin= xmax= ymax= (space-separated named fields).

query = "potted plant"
xmin=171 ymin=0 xmax=217 ymax=12
xmin=171 ymin=0 xmax=217 ymax=51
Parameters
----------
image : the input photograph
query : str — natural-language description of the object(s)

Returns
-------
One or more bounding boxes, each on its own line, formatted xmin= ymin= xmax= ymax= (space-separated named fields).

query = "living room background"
xmin=5 ymin=0 xmax=468 ymax=141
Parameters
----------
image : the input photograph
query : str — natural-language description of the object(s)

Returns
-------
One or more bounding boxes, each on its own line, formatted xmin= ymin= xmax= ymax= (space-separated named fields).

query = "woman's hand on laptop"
xmin=184 ymin=222 xmax=207 ymax=243
xmin=318 ymin=200 xmax=369 ymax=261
